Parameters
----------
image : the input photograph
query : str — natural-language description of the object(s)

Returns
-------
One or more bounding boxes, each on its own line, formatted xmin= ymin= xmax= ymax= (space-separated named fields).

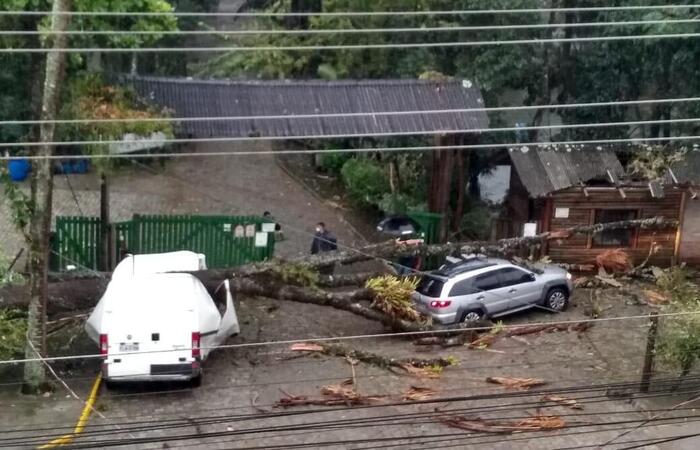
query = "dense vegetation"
xmin=201 ymin=0 xmax=700 ymax=236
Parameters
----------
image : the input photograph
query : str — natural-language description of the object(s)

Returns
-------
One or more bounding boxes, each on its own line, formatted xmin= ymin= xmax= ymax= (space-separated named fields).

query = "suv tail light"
xmin=99 ymin=334 xmax=108 ymax=356
xmin=429 ymin=300 xmax=452 ymax=308
xmin=191 ymin=332 xmax=201 ymax=359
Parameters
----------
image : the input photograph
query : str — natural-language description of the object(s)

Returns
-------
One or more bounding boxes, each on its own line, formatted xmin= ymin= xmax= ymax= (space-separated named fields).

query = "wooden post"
xmin=100 ymin=173 xmax=110 ymax=270
xmin=23 ymin=0 xmax=72 ymax=393
xmin=673 ymin=190 xmax=688 ymax=265
xmin=640 ymin=312 xmax=659 ymax=393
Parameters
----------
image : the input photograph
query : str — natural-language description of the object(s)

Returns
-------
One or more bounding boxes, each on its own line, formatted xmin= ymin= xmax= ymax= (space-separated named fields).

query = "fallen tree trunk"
xmin=290 ymin=342 xmax=455 ymax=371
xmin=43 ymin=216 xmax=676 ymax=283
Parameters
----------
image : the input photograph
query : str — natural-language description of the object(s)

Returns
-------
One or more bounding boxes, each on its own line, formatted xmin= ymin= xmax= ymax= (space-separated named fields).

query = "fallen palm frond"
xmin=366 ymin=275 xmax=423 ymax=322
xmin=439 ymin=414 xmax=565 ymax=433
xmin=542 ymin=394 xmax=583 ymax=410
xmin=289 ymin=343 xmax=458 ymax=377
xmin=486 ymin=377 xmax=547 ymax=390
xmin=402 ymin=386 xmax=438 ymax=401
xmin=276 ymin=380 xmax=387 ymax=408
xmin=276 ymin=381 xmax=441 ymax=408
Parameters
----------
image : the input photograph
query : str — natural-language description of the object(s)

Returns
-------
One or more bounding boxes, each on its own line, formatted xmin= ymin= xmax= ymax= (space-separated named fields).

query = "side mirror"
xmin=528 ymin=273 xmax=536 ymax=282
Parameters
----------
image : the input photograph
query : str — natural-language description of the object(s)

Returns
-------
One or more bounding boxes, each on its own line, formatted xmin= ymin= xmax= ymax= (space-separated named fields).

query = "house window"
xmin=592 ymin=209 xmax=639 ymax=247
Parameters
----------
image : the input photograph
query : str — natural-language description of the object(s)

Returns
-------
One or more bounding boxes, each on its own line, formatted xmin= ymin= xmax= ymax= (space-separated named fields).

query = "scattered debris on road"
xmin=486 ymin=377 xmax=547 ymax=390
xmin=289 ymin=342 xmax=457 ymax=377
xmin=276 ymin=379 xmax=388 ymax=407
xmin=542 ymin=394 xmax=583 ymax=410
xmin=439 ymin=414 xmax=566 ymax=433
xmin=402 ymin=386 xmax=438 ymax=401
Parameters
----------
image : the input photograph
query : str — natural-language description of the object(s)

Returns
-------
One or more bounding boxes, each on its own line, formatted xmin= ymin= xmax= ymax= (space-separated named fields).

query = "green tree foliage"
xmin=0 ymin=309 xmax=27 ymax=361
xmin=340 ymin=157 xmax=390 ymax=206
xmin=0 ymin=0 xmax=179 ymax=146
xmin=656 ymin=267 xmax=700 ymax=377
xmin=60 ymin=75 xmax=174 ymax=155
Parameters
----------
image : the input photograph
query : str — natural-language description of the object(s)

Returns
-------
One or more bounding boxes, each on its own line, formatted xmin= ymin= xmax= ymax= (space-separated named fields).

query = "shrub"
xmin=340 ymin=158 xmax=390 ymax=206
xmin=319 ymin=152 xmax=352 ymax=175
xmin=656 ymin=267 xmax=700 ymax=375
xmin=0 ymin=309 xmax=27 ymax=361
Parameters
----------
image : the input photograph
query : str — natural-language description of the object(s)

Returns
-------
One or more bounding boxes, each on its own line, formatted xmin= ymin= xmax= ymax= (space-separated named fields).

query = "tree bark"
xmin=23 ymin=0 xmax=72 ymax=394
xmin=100 ymin=174 xmax=110 ymax=271
xmin=452 ymin=149 xmax=466 ymax=233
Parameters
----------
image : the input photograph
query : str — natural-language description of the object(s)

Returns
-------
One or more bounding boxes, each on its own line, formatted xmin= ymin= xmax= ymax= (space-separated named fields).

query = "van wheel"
xmin=460 ymin=309 xmax=484 ymax=324
xmin=191 ymin=374 xmax=202 ymax=388
xmin=104 ymin=380 xmax=117 ymax=390
xmin=544 ymin=287 xmax=569 ymax=312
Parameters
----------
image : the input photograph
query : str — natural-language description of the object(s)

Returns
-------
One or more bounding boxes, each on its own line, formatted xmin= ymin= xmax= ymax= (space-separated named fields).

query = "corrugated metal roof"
xmin=671 ymin=150 xmax=700 ymax=185
xmin=121 ymin=76 xmax=489 ymax=138
xmin=508 ymin=145 xmax=625 ymax=197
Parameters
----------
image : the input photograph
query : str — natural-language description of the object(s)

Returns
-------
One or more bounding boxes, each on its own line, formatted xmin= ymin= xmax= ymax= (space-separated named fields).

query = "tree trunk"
xmin=388 ymin=159 xmax=400 ymax=194
xmin=100 ymin=174 xmax=110 ymax=271
xmin=452 ymin=150 xmax=466 ymax=233
xmin=23 ymin=0 xmax=72 ymax=394
xmin=287 ymin=0 xmax=322 ymax=29
xmin=428 ymin=136 xmax=455 ymax=242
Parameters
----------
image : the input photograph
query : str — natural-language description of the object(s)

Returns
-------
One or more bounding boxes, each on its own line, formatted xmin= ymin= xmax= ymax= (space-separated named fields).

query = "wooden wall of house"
xmin=545 ymin=187 xmax=683 ymax=267
xmin=679 ymin=196 xmax=700 ymax=264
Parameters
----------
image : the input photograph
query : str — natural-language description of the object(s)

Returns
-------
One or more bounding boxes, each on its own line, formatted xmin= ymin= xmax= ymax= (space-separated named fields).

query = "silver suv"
xmin=411 ymin=256 xmax=574 ymax=324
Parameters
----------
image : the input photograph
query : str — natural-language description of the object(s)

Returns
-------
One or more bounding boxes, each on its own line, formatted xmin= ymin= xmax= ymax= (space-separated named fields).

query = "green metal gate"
xmin=52 ymin=214 xmax=275 ymax=271
xmin=52 ymin=216 xmax=102 ymax=272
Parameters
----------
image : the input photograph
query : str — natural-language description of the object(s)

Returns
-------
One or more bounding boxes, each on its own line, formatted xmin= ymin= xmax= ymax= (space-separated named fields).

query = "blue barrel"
xmin=7 ymin=159 xmax=31 ymax=182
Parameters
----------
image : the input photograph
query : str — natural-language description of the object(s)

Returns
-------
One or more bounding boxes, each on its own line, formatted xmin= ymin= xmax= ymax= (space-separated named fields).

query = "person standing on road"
xmin=310 ymin=222 xmax=337 ymax=254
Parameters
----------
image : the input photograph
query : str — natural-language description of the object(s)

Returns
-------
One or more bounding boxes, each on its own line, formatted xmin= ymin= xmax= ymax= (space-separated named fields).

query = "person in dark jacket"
xmin=310 ymin=222 xmax=337 ymax=254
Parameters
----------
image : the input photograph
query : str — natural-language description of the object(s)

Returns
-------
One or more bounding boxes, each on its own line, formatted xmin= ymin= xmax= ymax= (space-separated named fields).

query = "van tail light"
xmin=99 ymin=334 xmax=108 ymax=356
xmin=191 ymin=332 xmax=201 ymax=359
xmin=430 ymin=300 xmax=452 ymax=309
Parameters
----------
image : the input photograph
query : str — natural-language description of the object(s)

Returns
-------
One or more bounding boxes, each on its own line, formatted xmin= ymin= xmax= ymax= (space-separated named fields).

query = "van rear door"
xmin=104 ymin=296 xmax=198 ymax=380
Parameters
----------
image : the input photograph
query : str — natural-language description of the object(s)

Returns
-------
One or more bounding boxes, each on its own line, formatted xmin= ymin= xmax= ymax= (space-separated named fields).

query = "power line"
xmin=2 ymin=131 xmax=700 ymax=153
xmin=599 ymin=392 xmax=700 ymax=447
xmin=5 ymin=381 xmax=697 ymax=439
xmin=4 ymin=31 xmax=700 ymax=53
xmin=0 ymin=311 xmax=697 ymax=365
xmin=9 ymin=380 xmax=700 ymax=446
xmin=3 ymin=93 xmax=697 ymax=125
xmin=3 ymin=106 xmax=700 ymax=128
xmin=54 ymin=406 xmax=700 ymax=449
xmin=2 ymin=5 xmax=698 ymax=18
xmin=3 ymin=17 xmax=700 ymax=36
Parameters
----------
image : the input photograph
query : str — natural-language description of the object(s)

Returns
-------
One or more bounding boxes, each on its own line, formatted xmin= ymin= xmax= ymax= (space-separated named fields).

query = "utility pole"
xmin=23 ymin=0 xmax=72 ymax=394
xmin=100 ymin=173 xmax=110 ymax=271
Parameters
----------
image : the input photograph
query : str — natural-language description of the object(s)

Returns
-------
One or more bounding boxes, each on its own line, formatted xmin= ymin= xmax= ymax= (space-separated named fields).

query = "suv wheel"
xmin=461 ymin=309 xmax=484 ymax=323
xmin=544 ymin=287 xmax=569 ymax=312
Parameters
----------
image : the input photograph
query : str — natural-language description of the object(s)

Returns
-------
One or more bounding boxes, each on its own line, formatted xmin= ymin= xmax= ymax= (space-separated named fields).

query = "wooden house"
xmin=502 ymin=146 xmax=688 ymax=267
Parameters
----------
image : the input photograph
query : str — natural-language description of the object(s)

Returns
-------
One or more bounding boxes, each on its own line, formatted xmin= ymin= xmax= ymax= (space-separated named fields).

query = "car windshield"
xmin=416 ymin=276 xmax=445 ymax=297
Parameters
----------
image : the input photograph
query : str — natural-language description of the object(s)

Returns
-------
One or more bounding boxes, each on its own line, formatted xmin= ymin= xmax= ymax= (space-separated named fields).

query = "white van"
xmin=85 ymin=253 xmax=239 ymax=386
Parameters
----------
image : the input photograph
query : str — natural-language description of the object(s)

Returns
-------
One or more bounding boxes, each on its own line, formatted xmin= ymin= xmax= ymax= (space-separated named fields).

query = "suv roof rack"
xmin=436 ymin=255 xmax=496 ymax=278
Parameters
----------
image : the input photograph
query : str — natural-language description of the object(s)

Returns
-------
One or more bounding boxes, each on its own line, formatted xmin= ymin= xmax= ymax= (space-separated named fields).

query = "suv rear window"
xmin=416 ymin=277 xmax=445 ymax=298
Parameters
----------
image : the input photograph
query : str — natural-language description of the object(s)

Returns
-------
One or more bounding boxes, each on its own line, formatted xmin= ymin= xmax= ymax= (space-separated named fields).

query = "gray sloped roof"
xmin=508 ymin=146 xmax=625 ymax=197
xmin=121 ymin=76 xmax=489 ymax=138
xmin=670 ymin=150 xmax=700 ymax=185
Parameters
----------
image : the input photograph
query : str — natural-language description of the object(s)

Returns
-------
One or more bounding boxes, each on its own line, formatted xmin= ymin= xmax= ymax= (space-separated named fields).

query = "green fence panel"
xmin=53 ymin=214 xmax=276 ymax=271
xmin=53 ymin=216 xmax=102 ymax=271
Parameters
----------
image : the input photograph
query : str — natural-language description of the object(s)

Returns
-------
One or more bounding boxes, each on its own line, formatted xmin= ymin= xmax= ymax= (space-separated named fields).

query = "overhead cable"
xmin=1 ymin=135 xmax=699 ymax=157
xmin=1 ymin=17 xmax=699 ymax=36
xmin=2 ymin=4 xmax=699 ymax=18
xmin=3 ymin=31 xmax=700 ymax=53
xmin=1 ymin=311 xmax=699 ymax=365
